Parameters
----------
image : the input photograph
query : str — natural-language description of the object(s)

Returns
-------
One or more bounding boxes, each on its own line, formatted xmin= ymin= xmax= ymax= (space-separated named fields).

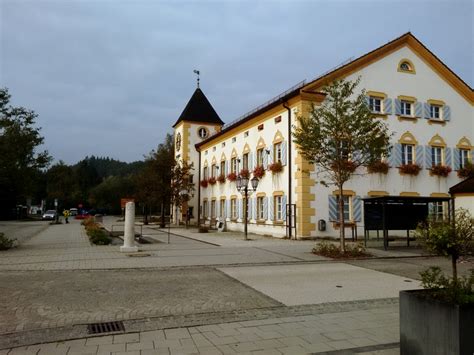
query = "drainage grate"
xmin=87 ymin=321 xmax=125 ymax=334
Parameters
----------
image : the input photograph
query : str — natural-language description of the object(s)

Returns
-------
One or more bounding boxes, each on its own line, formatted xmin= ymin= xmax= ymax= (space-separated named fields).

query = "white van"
xmin=69 ymin=208 xmax=78 ymax=216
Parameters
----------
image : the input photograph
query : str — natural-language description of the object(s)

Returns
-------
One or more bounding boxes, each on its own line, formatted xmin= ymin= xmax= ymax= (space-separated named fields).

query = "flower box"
xmin=227 ymin=172 xmax=237 ymax=182
xmin=399 ymin=163 xmax=421 ymax=176
xmin=240 ymin=169 xmax=250 ymax=179
xmin=200 ymin=179 xmax=208 ymax=188
xmin=217 ymin=175 xmax=226 ymax=184
xmin=268 ymin=162 xmax=283 ymax=174
xmin=253 ymin=165 xmax=265 ymax=178
xmin=208 ymin=177 xmax=217 ymax=185
xmin=457 ymin=162 xmax=474 ymax=179
xmin=366 ymin=161 xmax=389 ymax=174
xmin=430 ymin=164 xmax=452 ymax=177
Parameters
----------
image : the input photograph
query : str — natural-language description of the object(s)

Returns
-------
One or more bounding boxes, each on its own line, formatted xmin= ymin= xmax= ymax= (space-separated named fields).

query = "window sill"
xmin=256 ymin=219 xmax=267 ymax=225
xmin=428 ymin=119 xmax=446 ymax=126
xmin=273 ymin=220 xmax=285 ymax=225
xmin=371 ymin=112 xmax=388 ymax=118
xmin=397 ymin=115 xmax=418 ymax=122
xmin=332 ymin=221 xmax=357 ymax=229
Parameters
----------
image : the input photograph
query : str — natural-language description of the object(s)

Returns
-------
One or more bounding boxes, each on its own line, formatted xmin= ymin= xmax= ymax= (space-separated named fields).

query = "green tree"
xmin=89 ymin=175 xmax=137 ymax=214
xmin=46 ymin=161 xmax=77 ymax=209
xmin=293 ymin=78 xmax=391 ymax=252
xmin=0 ymin=88 xmax=51 ymax=218
xmin=170 ymin=159 xmax=195 ymax=226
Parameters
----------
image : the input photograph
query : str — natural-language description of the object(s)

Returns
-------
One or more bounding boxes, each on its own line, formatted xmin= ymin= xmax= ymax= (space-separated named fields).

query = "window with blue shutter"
xmin=263 ymin=196 xmax=268 ymax=220
xmin=352 ymin=196 xmax=362 ymax=222
xmin=414 ymin=102 xmax=422 ymax=117
xmin=383 ymin=98 xmax=392 ymax=114
xmin=252 ymin=197 xmax=257 ymax=220
xmin=443 ymin=105 xmax=451 ymax=121
xmin=415 ymin=145 xmax=424 ymax=167
xmin=281 ymin=141 xmax=287 ymax=166
xmin=268 ymin=144 xmax=274 ymax=167
xmin=388 ymin=143 xmax=402 ymax=167
xmin=328 ymin=195 xmax=338 ymax=222
xmin=424 ymin=146 xmax=432 ymax=169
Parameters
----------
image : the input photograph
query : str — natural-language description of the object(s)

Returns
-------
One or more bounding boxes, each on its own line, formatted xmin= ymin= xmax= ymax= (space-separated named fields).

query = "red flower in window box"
xmin=208 ymin=177 xmax=217 ymax=185
xmin=240 ymin=169 xmax=250 ymax=179
xmin=268 ymin=162 xmax=283 ymax=174
xmin=200 ymin=179 xmax=208 ymax=188
xmin=227 ymin=172 xmax=237 ymax=182
xmin=399 ymin=163 xmax=421 ymax=176
xmin=217 ymin=175 xmax=226 ymax=183
xmin=253 ymin=165 xmax=265 ymax=178
xmin=457 ymin=162 xmax=474 ymax=179
xmin=367 ymin=161 xmax=389 ymax=174
xmin=430 ymin=164 xmax=452 ymax=177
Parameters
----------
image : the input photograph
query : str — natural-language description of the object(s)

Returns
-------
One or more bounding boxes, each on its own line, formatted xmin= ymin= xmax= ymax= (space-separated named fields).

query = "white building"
xmin=172 ymin=32 xmax=473 ymax=239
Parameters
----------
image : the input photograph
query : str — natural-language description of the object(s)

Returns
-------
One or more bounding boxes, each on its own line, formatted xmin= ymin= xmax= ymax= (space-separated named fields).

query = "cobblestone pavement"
xmin=2 ymin=302 xmax=400 ymax=354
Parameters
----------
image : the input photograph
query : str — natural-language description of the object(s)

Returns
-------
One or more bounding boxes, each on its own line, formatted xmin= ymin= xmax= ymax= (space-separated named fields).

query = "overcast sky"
xmin=1 ymin=0 xmax=472 ymax=164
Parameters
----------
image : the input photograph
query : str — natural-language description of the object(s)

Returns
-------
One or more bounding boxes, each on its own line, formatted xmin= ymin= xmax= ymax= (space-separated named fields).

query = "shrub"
xmin=208 ymin=177 xmax=217 ymax=185
xmin=200 ymin=179 xmax=208 ymax=188
xmin=0 ymin=233 xmax=15 ymax=250
xmin=217 ymin=175 xmax=226 ymax=183
xmin=312 ymin=241 xmax=369 ymax=258
xmin=367 ymin=160 xmax=389 ymax=174
xmin=458 ymin=162 xmax=474 ymax=179
xmin=83 ymin=219 xmax=112 ymax=245
xmin=430 ymin=164 xmax=452 ymax=177
xmin=399 ymin=163 xmax=421 ymax=175
xmin=420 ymin=267 xmax=474 ymax=305
xmin=268 ymin=162 xmax=283 ymax=174
xmin=253 ymin=165 xmax=265 ymax=178
xmin=240 ymin=169 xmax=250 ymax=179
xmin=227 ymin=172 xmax=237 ymax=182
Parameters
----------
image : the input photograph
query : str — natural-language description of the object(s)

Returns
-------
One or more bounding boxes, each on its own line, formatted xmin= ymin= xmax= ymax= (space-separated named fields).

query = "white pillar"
xmin=120 ymin=201 xmax=139 ymax=253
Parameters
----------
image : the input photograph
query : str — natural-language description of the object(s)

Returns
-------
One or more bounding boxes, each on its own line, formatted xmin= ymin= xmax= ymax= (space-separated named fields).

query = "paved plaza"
xmin=0 ymin=218 xmax=472 ymax=354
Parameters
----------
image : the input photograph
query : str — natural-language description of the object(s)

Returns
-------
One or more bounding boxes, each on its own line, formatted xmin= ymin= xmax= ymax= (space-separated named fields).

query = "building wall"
xmin=454 ymin=195 xmax=474 ymax=215
xmin=312 ymin=45 xmax=473 ymax=238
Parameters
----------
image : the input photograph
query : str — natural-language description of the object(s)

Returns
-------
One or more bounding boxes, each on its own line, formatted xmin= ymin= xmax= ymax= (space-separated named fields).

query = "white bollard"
xmin=120 ymin=201 xmax=139 ymax=253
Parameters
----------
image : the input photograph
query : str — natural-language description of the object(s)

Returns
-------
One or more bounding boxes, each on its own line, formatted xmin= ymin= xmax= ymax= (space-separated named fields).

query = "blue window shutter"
xmin=416 ymin=145 xmax=424 ymax=167
xmin=443 ymin=105 xmax=451 ymax=121
xmin=254 ymin=151 xmax=258 ymax=167
xmin=269 ymin=196 xmax=274 ymax=221
xmin=252 ymin=197 xmax=257 ymax=219
xmin=248 ymin=152 xmax=253 ymax=171
xmin=353 ymin=196 xmax=362 ymax=222
xmin=328 ymin=195 xmax=337 ymax=222
xmin=445 ymin=148 xmax=452 ymax=167
xmin=263 ymin=149 xmax=268 ymax=169
xmin=453 ymin=148 xmax=460 ymax=170
xmin=415 ymin=102 xmax=422 ymax=117
xmin=423 ymin=103 xmax=431 ymax=119
xmin=389 ymin=143 xmax=402 ymax=167
xmin=394 ymin=99 xmax=401 ymax=115
xmin=365 ymin=96 xmax=370 ymax=108
xmin=282 ymin=195 xmax=287 ymax=220
xmin=424 ymin=145 xmax=432 ymax=168
xmin=268 ymin=144 xmax=274 ymax=166
xmin=384 ymin=98 xmax=392 ymax=114
xmin=263 ymin=197 xmax=268 ymax=220
xmin=238 ymin=199 xmax=242 ymax=220
xmin=281 ymin=141 xmax=287 ymax=166
xmin=225 ymin=160 xmax=228 ymax=176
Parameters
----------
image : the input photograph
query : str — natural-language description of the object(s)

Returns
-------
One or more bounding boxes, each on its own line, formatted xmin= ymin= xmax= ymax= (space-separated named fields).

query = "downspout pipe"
xmin=197 ymin=150 xmax=202 ymax=227
xmin=282 ymin=101 xmax=293 ymax=239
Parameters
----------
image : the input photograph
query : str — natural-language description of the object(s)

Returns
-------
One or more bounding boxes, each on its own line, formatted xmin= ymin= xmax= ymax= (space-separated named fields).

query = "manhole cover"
xmin=87 ymin=321 xmax=125 ymax=334
xmin=127 ymin=253 xmax=151 ymax=257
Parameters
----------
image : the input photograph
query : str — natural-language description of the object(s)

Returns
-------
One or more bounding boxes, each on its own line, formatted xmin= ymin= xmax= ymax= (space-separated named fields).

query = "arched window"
xmin=398 ymin=59 xmax=416 ymax=74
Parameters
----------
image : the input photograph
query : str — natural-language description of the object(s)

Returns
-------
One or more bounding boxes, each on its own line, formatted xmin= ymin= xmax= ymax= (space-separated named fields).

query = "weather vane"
xmin=193 ymin=69 xmax=200 ymax=88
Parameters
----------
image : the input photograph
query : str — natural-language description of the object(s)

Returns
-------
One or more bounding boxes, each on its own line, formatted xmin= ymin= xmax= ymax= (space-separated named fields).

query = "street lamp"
xmin=236 ymin=175 xmax=259 ymax=240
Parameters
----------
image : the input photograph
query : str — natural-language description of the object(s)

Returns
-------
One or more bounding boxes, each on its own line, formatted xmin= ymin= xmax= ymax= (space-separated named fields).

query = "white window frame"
xmin=400 ymin=100 xmax=412 ymax=116
xmin=431 ymin=146 xmax=443 ymax=166
xmin=274 ymin=143 xmax=282 ymax=163
xmin=211 ymin=164 xmax=217 ymax=178
xmin=220 ymin=161 xmax=225 ymax=176
xmin=369 ymin=96 xmax=382 ymax=113
xmin=231 ymin=199 xmax=237 ymax=219
xmin=429 ymin=202 xmax=444 ymax=221
xmin=219 ymin=199 xmax=225 ymax=218
xmin=336 ymin=195 xmax=351 ymax=222
xmin=401 ymin=144 xmax=414 ymax=165
xmin=211 ymin=200 xmax=216 ymax=219
xmin=242 ymin=153 xmax=249 ymax=170
xmin=275 ymin=196 xmax=283 ymax=221
xmin=460 ymin=149 xmax=470 ymax=169
xmin=257 ymin=149 xmax=264 ymax=166
xmin=231 ymin=158 xmax=238 ymax=174
xmin=430 ymin=104 xmax=441 ymax=119
xmin=257 ymin=196 xmax=264 ymax=220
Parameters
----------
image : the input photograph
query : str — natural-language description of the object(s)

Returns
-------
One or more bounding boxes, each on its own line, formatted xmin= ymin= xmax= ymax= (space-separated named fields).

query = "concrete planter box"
xmin=400 ymin=290 xmax=474 ymax=355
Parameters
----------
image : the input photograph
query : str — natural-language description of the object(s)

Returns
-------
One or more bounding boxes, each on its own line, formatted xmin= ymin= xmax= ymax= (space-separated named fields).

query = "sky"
xmin=1 ymin=0 xmax=472 ymax=164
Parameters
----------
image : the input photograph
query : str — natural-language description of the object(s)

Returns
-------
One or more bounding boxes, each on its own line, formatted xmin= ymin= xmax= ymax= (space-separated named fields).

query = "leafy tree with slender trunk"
xmin=0 ymin=88 xmax=51 ymax=218
xmin=170 ymin=160 xmax=195 ymax=226
xmin=293 ymin=78 xmax=391 ymax=253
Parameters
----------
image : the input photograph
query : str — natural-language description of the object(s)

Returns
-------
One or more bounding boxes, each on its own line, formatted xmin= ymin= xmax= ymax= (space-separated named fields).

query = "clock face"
xmin=198 ymin=127 xmax=208 ymax=139
xmin=176 ymin=133 xmax=181 ymax=151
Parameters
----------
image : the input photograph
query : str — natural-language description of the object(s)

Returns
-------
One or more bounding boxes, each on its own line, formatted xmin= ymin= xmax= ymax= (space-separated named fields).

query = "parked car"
xmin=69 ymin=208 xmax=78 ymax=216
xmin=42 ymin=210 xmax=57 ymax=220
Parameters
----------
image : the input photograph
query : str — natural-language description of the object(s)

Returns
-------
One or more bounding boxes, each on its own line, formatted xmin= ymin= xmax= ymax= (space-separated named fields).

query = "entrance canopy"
xmin=361 ymin=195 xmax=453 ymax=249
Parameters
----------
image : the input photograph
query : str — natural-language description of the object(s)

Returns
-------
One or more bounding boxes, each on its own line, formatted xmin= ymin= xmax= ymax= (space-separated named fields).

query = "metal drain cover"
xmin=87 ymin=321 xmax=125 ymax=334
xmin=127 ymin=253 xmax=151 ymax=257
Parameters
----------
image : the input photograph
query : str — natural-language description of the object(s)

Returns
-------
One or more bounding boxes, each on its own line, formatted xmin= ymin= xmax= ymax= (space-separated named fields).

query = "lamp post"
xmin=179 ymin=188 xmax=190 ymax=229
xmin=236 ymin=175 xmax=259 ymax=240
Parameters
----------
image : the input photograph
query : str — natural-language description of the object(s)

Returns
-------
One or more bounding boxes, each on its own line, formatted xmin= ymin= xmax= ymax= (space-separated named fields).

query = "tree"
xmin=170 ymin=160 xmax=195 ymax=226
xmin=46 ymin=161 xmax=77 ymax=209
xmin=136 ymin=134 xmax=175 ymax=225
xmin=293 ymin=78 xmax=391 ymax=253
xmin=0 ymin=88 xmax=51 ymax=218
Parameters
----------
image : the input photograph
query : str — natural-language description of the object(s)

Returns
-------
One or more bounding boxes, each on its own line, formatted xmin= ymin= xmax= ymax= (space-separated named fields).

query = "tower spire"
xmin=193 ymin=69 xmax=200 ymax=88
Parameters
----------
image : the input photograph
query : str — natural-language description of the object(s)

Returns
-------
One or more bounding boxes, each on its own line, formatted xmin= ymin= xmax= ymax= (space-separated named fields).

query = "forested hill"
xmin=73 ymin=156 xmax=145 ymax=179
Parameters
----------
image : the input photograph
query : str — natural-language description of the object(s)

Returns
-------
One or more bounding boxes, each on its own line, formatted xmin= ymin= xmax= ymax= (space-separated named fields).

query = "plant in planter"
xmin=458 ymin=162 xmax=474 ymax=179
xmin=227 ymin=172 xmax=237 ymax=182
xmin=208 ymin=177 xmax=217 ymax=185
xmin=268 ymin=161 xmax=283 ymax=174
xmin=240 ymin=169 xmax=250 ymax=179
xmin=399 ymin=163 xmax=421 ymax=176
xmin=400 ymin=208 xmax=474 ymax=355
xmin=217 ymin=174 xmax=226 ymax=184
xmin=366 ymin=160 xmax=389 ymax=174
xmin=430 ymin=164 xmax=452 ymax=177
xmin=253 ymin=165 xmax=265 ymax=178
xmin=200 ymin=179 xmax=208 ymax=188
